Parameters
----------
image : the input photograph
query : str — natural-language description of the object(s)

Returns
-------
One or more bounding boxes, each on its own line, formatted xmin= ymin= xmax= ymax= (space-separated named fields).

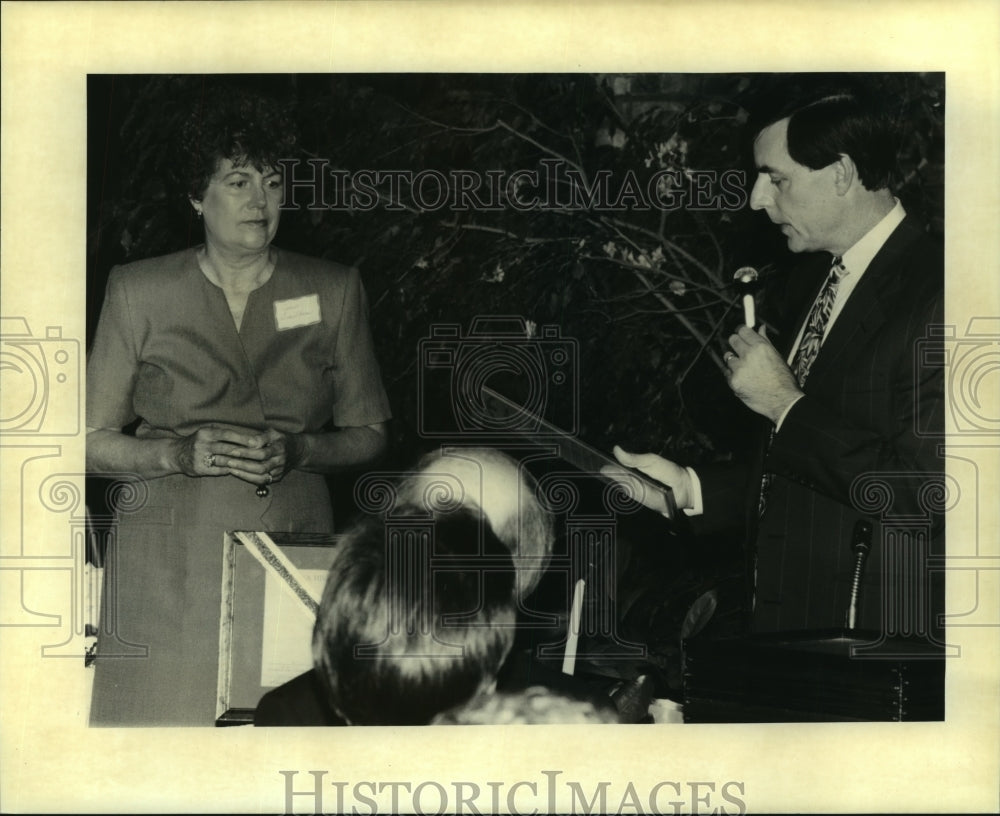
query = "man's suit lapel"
xmin=802 ymin=216 xmax=923 ymax=384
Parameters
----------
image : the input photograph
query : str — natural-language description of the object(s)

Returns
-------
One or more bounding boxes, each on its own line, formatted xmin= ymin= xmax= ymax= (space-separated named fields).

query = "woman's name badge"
xmin=274 ymin=294 xmax=321 ymax=331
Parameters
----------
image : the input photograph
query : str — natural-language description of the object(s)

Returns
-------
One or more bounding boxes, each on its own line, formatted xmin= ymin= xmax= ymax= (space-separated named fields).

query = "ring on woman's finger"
xmin=265 ymin=473 xmax=273 ymax=485
xmin=205 ymin=453 xmax=216 ymax=468
xmin=723 ymin=351 xmax=737 ymax=364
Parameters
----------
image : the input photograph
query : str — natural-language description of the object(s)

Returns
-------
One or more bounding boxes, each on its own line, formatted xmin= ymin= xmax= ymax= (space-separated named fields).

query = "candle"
xmin=734 ymin=266 xmax=759 ymax=328
xmin=562 ymin=578 xmax=586 ymax=675
xmin=743 ymin=292 xmax=756 ymax=328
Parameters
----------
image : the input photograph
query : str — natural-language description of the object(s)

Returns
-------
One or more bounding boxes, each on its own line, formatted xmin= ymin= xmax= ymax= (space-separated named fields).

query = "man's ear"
xmin=832 ymin=153 xmax=858 ymax=195
xmin=188 ymin=196 xmax=203 ymax=216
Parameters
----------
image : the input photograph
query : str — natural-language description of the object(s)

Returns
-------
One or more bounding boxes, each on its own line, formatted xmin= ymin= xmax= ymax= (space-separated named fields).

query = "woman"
xmin=86 ymin=88 xmax=392 ymax=725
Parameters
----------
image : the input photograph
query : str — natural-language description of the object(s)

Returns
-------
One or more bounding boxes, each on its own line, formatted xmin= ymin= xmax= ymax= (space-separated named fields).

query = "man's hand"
xmin=724 ymin=326 xmax=803 ymax=423
xmin=600 ymin=445 xmax=692 ymax=514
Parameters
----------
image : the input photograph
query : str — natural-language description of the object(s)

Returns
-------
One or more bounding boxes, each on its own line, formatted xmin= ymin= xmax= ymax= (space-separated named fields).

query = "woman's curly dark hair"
xmin=177 ymin=86 xmax=298 ymax=201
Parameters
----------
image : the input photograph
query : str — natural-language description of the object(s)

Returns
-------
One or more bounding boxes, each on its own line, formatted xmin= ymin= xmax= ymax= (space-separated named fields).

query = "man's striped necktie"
xmin=791 ymin=256 xmax=849 ymax=386
xmin=757 ymin=256 xmax=849 ymax=519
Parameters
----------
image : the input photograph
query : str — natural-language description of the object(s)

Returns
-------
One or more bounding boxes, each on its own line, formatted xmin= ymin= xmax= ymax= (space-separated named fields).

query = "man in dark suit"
xmin=612 ymin=92 xmax=945 ymax=638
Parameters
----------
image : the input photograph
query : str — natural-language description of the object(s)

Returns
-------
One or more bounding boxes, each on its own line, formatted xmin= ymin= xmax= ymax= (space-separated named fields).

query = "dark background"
xmin=86 ymin=72 xmax=944 ymax=471
xmin=85 ymin=73 xmax=945 ymax=652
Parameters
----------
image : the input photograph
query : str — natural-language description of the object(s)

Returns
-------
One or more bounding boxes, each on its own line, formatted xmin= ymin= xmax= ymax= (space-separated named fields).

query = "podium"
xmin=682 ymin=630 xmax=945 ymax=722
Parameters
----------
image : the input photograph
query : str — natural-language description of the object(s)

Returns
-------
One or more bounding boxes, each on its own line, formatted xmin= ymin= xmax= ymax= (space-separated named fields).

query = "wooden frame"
xmin=216 ymin=531 xmax=339 ymax=725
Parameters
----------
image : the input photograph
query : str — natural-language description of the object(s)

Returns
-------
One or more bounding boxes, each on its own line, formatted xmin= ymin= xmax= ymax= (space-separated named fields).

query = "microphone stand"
xmin=845 ymin=520 xmax=874 ymax=630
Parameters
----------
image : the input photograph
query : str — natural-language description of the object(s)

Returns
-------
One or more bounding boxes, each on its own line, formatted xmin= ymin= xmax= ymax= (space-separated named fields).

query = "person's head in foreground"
xmin=432 ymin=685 xmax=621 ymax=725
xmin=394 ymin=447 xmax=555 ymax=600
xmin=312 ymin=504 xmax=518 ymax=725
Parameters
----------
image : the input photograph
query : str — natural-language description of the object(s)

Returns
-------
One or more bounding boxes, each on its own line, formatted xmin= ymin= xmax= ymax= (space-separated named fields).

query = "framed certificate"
xmin=216 ymin=531 xmax=339 ymax=725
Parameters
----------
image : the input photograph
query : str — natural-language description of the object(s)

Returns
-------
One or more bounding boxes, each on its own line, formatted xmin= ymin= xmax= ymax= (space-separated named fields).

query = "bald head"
xmin=396 ymin=448 xmax=555 ymax=599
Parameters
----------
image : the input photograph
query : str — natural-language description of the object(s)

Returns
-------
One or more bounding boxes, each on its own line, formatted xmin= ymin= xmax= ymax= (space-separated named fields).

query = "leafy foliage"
xmin=87 ymin=72 xmax=944 ymax=470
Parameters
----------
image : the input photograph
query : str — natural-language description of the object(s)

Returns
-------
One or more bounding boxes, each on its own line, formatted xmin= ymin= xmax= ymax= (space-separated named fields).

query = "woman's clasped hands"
xmin=175 ymin=424 xmax=304 ymax=487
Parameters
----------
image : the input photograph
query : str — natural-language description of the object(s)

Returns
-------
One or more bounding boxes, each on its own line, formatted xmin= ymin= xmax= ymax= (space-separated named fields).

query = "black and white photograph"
xmin=2 ymin=3 xmax=998 ymax=814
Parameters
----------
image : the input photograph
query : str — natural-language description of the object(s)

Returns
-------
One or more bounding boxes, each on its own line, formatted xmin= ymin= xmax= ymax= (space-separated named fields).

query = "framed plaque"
xmin=216 ymin=531 xmax=339 ymax=725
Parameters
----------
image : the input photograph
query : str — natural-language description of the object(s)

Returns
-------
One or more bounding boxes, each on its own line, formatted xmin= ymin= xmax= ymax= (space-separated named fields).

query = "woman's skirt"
xmin=89 ymin=469 xmax=334 ymax=726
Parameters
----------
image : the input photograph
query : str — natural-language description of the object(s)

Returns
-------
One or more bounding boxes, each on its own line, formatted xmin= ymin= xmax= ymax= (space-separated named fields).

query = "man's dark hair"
xmin=755 ymin=91 xmax=901 ymax=191
xmin=177 ymin=86 xmax=297 ymax=201
xmin=312 ymin=506 xmax=517 ymax=726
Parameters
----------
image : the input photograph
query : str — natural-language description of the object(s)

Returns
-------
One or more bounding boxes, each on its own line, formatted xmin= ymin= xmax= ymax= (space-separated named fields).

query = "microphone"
xmin=733 ymin=266 xmax=759 ymax=328
xmin=845 ymin=519 xmax=874 ymax=629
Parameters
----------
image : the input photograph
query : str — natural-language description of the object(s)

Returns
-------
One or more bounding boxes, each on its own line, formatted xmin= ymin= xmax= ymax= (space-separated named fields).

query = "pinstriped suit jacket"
xmin=697 ymin=215 xmax=945 ymax=635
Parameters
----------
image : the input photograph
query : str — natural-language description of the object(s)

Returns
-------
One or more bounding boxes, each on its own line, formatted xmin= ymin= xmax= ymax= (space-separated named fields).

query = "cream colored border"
xmin=2 ymin=1 xmax=998 ymax=812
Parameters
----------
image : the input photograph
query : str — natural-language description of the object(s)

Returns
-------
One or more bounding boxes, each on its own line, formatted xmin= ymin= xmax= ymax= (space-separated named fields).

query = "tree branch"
xmin=626 ymin=267 xmax=725 ymax=375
